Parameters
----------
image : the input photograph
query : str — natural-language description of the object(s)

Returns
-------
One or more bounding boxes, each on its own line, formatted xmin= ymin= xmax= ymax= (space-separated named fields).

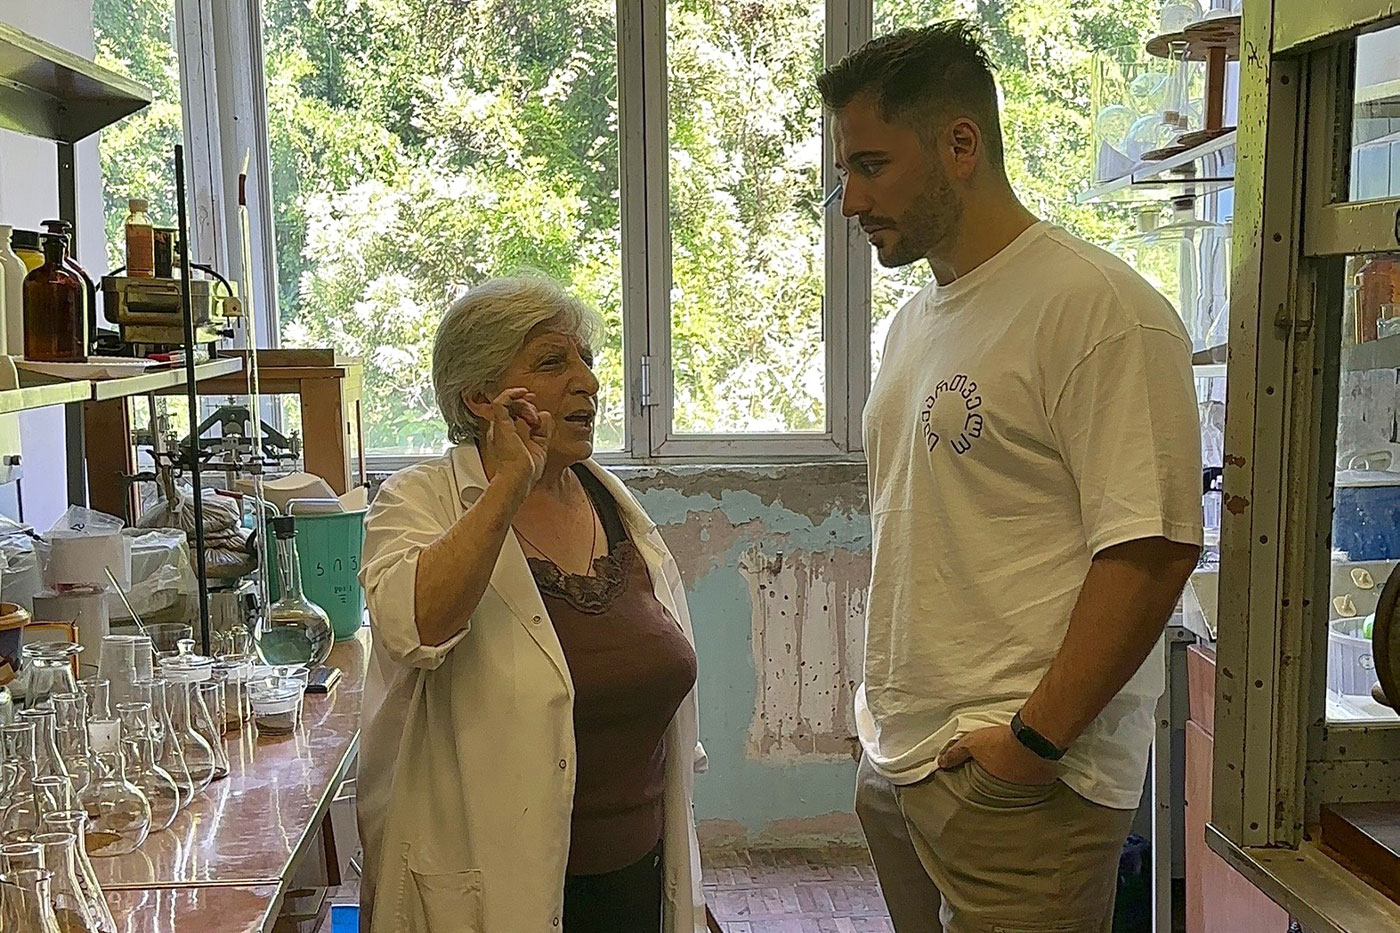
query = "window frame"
xmin=185 ymin=0 xmax=881 ymax=467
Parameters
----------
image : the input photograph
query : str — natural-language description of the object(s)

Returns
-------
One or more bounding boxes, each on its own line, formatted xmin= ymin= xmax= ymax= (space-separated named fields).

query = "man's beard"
xmin=875 ymin=169 xmax=962 ymax=269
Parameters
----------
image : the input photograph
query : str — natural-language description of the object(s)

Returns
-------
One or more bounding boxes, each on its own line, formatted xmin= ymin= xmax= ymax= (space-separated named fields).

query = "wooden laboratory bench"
xmin=98 ymin=630 xmax=368 ymax=932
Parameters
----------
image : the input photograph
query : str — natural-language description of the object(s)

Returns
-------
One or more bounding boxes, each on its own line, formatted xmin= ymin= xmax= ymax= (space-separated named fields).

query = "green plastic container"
xmin=266 ymin=509 xmax=367 ymax=641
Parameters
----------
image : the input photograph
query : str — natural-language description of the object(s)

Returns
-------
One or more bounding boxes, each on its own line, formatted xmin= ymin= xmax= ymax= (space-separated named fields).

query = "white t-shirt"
xmin=856 ymin=221 xmax=1203 ymax=810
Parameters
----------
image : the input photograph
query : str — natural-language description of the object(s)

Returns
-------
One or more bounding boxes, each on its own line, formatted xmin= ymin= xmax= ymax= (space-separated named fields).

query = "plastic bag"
xmin=48 ymin=506 xmax=125 ymax=537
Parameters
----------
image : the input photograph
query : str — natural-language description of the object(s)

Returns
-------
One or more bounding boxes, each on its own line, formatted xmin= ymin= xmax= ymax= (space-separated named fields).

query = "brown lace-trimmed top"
xmin=527 ymin=466 xmax=698 ymax=877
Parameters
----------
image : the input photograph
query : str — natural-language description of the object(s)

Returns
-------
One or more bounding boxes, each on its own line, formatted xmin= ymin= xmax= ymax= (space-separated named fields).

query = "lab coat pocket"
xmin=397 ymin=845 xmax=484 ymax=932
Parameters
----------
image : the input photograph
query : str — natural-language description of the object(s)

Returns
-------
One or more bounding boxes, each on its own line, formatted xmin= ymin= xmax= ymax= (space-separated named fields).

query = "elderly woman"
xmin=357 ymin=277 xmax=707 ymax=933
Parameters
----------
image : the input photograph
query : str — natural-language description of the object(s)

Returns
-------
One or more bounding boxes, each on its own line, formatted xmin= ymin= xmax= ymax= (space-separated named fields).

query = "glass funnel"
xmin=0 ymin=868 xmax=63 ymax=933
xmin=42 ymin=812 xmax=115 ymax=933
xmin=34 ymin=832 xmax=102 ymax=933
xmin=114 ymin=703 xmax=179 ymax=832
xmin=77 ymin=720 xmax=150 ymax=857
xmin=256 ymin=517 xmax=333 ymax=667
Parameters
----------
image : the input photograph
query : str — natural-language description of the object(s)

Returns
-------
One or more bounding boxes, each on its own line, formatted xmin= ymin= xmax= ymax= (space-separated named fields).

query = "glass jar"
xmin=249 ymin=680 xmax=301 ymax=737
xmin=77 ymin=720 xmax=150 ymax=857
xmin=257 ymin=517 xmax=333 ymax=668
xmin=0 ymin=868 xmax=63 ymax=933
xmin=158 ymin=654 xmax=224 ymax=784
xmin=19 ymin=643 xmax=83 ymax=709
xmin=42 ymin=812 xmax=115 ymax=933
xmin=113 ymin=703 xmax=179 ymax=832
xmin=50 ymin=694 xmax=94 ymax=796
xmin=34 ymin=831 xmax=103 ymax=932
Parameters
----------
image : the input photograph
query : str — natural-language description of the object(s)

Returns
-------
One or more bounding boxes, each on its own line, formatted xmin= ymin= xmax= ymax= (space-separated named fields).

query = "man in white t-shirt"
xmin=818 ymin=21 xmax=1203 ymax=933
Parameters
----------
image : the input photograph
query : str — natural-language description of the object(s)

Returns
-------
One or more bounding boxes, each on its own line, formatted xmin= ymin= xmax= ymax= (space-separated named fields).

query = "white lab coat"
xmin=356 ymin=445 xmax=708 ymax=933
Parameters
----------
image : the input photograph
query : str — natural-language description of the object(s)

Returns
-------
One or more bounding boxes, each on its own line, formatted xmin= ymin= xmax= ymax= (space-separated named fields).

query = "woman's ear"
xmin=464 ymin=390 xmax=494 ymax=422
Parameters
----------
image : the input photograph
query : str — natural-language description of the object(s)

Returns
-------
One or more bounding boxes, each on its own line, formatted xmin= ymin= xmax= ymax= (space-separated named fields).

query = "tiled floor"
xmin=702 ymin=845 xmax=895 ymax=932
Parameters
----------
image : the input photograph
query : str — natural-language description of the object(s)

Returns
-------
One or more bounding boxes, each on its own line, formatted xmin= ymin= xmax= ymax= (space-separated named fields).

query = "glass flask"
xmin=19 ymin=643 xmax=82 ymax=709
xmin=19 ymin=708 xmax=73 ymax=787
xmin=0 ymin=684 xmax=14 ymax=728
xmin=114 ymin=703 xmax=179 ymax=832
xmin=0 ymin=724 xmax=38 ymax=841
xmin=77 ymin=720 xmax=149 ymax=858
xmin=157 ymin=653 xmax=222 ymax=786
xmin=198 ymin=681 xmax=226 ymax=737
xmin=1108 ymin=198 xmax=1230 ymax=353
xmin=51 ymin=695 xmax=94 ymax=796
xmin=256 ymin=517 xmax=333 ymax=667
xmin=145 ymin=679 xmax=204 ymax=806
xmin=0 ymin=868 xmax=63 ymax=933
xmin=3 ymin=776 xmax=76 ymax=845
xmin=0 ymin=841 xmax=43 ymax=873
xmin=34 ymin=832 xmax=101 ymax=933
xmin=76 ymin=679 xmax=108 ymax=723
xmin=42 ymin=812 xmax=115 ymax=933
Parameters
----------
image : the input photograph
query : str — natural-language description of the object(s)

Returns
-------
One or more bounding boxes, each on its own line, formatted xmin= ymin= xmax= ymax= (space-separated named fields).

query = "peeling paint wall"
xmin=618 ymin=463 xmax=871 ymax=843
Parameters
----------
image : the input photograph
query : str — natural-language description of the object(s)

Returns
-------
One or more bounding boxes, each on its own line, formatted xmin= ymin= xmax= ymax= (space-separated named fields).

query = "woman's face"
xmin=494 ymin=324 xmax=600 ymax=464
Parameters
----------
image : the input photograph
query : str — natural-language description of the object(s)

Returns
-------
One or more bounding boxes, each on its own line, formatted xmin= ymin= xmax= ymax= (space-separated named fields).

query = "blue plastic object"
xmin=330 ymin=903 xmax=359 ymax=933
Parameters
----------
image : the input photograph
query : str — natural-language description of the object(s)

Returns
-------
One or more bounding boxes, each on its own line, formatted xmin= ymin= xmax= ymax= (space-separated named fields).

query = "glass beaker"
xmin=42 ymin=812 xmax=115 ymax=933
xmin=76 ymin=720 xmax=150 ymax=858
xmin=114 ymin=703 xmax=179 ymax=832
xmin=214 ymin=654 xmax=254 ymax=731
xmin=0 ymin=868 xmax=63 ymax=933
xmin=97 ymin=637 xmax=140 ymax=711
xmin=51 ymin=695 xmax=94 ymax=796
xmin=20 ymin=643 xmax=82 ymax=709
xmin=34 ymin=832 xmax=101 ymax=932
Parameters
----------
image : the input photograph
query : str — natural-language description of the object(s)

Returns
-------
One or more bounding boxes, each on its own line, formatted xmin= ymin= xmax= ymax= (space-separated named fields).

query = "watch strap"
xmin=1010 ymin=711 xmax=1066 ymax=761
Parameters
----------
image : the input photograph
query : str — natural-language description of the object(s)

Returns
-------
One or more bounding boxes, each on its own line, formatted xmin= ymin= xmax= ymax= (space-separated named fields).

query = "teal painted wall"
xmin=621 ymin=465 xmax=871 ymax=841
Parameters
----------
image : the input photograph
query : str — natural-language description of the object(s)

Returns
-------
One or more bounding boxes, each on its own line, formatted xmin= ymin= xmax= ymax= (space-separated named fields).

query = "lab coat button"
xmin=558 ymin=759 xmax=567 ymax=770
xmin=552 ymin=919 xmax=560 ymax=928
xmin=532 ymin=614 xmax=542 ymax=624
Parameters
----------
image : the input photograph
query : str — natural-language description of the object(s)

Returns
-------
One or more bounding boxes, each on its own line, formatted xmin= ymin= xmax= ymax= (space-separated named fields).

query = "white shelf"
xmin=1078 ymin=130 xmax=1237 ymax=204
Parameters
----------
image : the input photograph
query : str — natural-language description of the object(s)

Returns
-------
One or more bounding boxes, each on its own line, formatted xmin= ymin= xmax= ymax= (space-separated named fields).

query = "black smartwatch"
xmin=1010 ymin=711 xmax=1067 ymax=762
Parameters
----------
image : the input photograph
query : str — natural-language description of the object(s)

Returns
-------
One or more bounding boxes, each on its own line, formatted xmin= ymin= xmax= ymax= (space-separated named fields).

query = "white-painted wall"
xmin=0 ymin=4 xmax=104 ymax=529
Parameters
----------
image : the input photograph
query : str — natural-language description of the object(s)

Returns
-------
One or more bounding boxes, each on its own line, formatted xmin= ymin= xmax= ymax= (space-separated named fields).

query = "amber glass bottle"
xmin=23 ymin=234 xmax=86 ymax=362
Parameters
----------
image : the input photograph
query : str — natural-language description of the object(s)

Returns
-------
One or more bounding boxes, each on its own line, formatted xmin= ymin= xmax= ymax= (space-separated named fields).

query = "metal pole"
xmin=174 ymin=144 xmax=212 ymax=656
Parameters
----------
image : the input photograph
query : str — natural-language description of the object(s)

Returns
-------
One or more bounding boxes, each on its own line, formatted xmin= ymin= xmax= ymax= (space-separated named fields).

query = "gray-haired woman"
xmin=357 ymin=276 xmax=708 ymax=933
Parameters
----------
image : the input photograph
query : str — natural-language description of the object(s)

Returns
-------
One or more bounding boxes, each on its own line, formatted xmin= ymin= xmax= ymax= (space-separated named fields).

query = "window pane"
xmin=869 ymin=3 xmax=1159 ymax=380
xmin=1350 ymin=25 xmax=1400 ymax=202
xmin=667 ymin=0 xmax=826 ymax=434
xmin=262 ymin=0 xmax=624 ymax=456
xmin=94 ymin=0 xmax=185 ymax=273
xmin=1330 ymin=253 xmax=1400 ymax=723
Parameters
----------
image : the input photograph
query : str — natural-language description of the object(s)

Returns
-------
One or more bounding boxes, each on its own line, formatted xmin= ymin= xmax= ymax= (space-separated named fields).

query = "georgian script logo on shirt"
xmin=919 ymin=374 xmax=984 ymax=454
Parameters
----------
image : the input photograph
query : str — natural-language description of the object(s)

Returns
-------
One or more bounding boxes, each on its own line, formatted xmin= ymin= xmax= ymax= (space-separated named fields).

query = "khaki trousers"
xmin=856 ymin=754 xmax=1136 ymax=933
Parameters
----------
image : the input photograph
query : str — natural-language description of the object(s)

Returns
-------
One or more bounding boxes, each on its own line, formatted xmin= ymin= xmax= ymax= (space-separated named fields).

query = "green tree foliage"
xmin=95 ymin=0 xmax=1158 ymax=453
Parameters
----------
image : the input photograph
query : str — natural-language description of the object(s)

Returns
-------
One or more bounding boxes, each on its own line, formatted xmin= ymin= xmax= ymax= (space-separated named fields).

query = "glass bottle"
xmin=10 ymin=229 xmax=44 ymax=274
xmin=39 ymin=221 xmax=98 ymax=341
xmin=114 ymin=703 xmax=179 ymax=832
xmin=33 ymin=832 xmax=101 ymax=933
xmin=42 ymin=812 xmax=115 ymax=933
xmin=0 ymin=868 xmax=63 ymax=933
xmin=257 ymin=517 xmax=333 ymax=667
xmin=76 ymin=719 xmax=149 ymax=858
xmin=19 ymin=643 xmax=83 ymax=709
xmin=0 ymin=224 xmax=24 ymax=356
xmin=23 ymin=233 xmax=87 ymax=362
xmin=50 ymin=695 xmax=94 ymax=796
xmin=124 ymin=200 xmax=155 ymax=278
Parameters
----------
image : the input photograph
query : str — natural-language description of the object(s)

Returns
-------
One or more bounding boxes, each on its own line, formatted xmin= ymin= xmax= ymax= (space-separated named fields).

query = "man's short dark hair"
xmin=817 ymin=21 xmax=1005 ymax=170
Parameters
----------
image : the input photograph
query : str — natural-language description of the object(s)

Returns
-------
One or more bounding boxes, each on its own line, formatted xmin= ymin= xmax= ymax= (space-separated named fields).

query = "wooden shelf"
xmin=16 ymin=357 xmax=245 ymax=402
xmin=0 ymin=23 xmax=152 ymax=143
xmin=1146 ymin=14 xmax=1242 ymax=62
xmin=0 ymin=380 xmax=92 ymax=415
